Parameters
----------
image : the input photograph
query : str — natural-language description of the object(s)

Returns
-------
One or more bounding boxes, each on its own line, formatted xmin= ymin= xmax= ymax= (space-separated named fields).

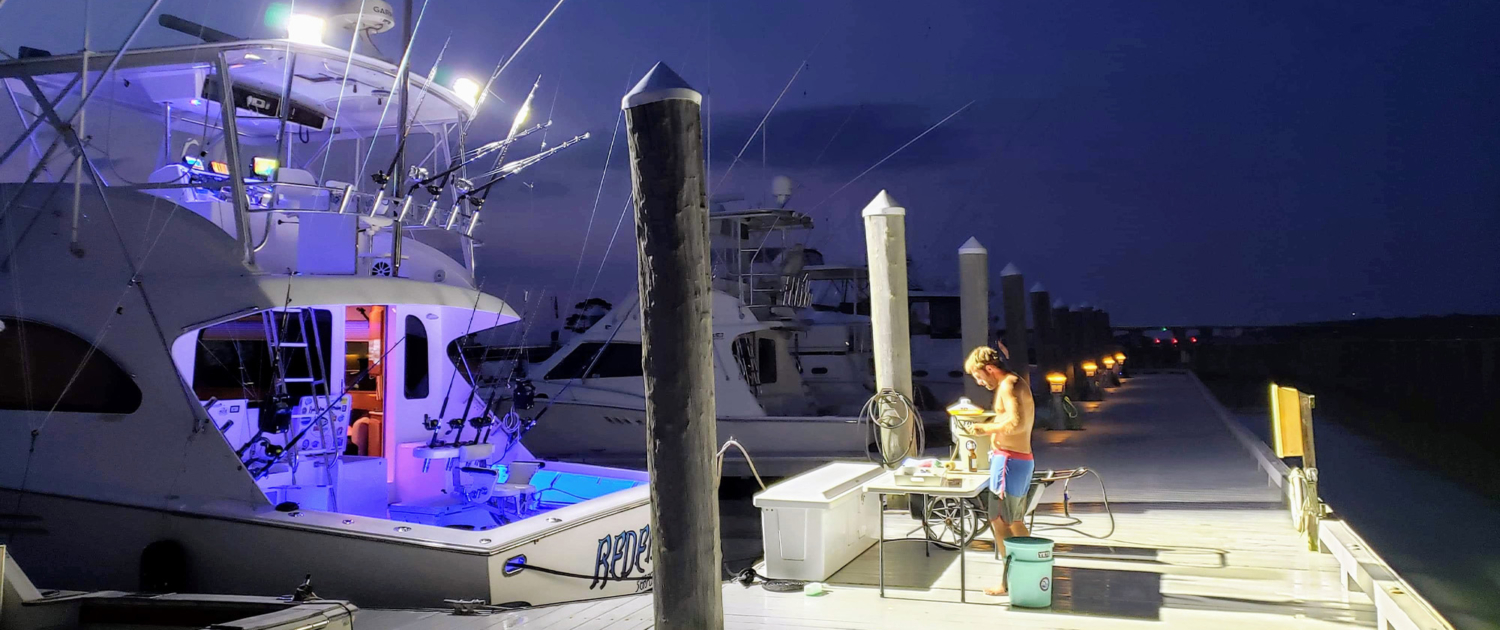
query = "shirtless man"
xmin=962 ymin=346 xmax=1036 ymax=596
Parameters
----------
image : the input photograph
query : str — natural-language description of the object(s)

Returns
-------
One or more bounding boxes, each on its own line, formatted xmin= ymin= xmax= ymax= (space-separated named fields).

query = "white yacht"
xmin=512 ymin=208 xmax=954 ymax=476
xmin=0 ymin=27 xmax=654 ymax=609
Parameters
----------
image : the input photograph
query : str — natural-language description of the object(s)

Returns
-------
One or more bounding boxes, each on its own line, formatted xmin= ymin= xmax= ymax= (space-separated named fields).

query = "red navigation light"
xmin=1154 ymin=338 xmax=1161 ymax=344
xmin=1171 ymin=338 xmax=1179 ymax=344
xmin=1190 ymin=336 xmax=1198 ymax=343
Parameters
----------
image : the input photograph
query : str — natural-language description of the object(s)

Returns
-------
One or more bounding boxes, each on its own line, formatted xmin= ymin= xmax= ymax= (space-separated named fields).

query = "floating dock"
xmin=349 ymin=374 xmax=1450 ymax=629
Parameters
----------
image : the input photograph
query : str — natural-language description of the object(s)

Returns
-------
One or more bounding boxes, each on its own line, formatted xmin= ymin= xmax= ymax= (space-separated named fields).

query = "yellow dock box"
xmin=1270 ymin=383 xmax=1305 ymax=458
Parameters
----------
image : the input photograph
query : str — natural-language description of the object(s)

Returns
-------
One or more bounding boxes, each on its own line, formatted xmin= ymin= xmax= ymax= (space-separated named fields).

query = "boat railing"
xmin=126 ymin=179 xmax=483 ymax=237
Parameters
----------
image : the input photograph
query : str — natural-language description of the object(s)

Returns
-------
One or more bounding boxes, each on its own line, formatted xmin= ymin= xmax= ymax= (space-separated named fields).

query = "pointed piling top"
xmin=1053 ymin=299 xmax=1066 ymax=309
xmin=1077 ymin=302 xmax=1092 ymax=310
xmin=1030 ymin=282 xmax=1047 ymax=293
xmin=861 ymin=190 xmax=905 ymax=217
xmin=958 ymin=237 xmax=986 ymax=255
xmin=1001 ymin=263 xmax=1022 ymax=277
xmin=622 ymin=62 xmax=702 ymax=109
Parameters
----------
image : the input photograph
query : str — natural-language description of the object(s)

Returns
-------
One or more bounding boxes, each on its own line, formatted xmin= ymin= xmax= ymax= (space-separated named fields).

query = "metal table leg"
xmin=879 ymin=493 xmax=886 ymax=598
xmin=961 ymin=533 xmax=967 ymax=603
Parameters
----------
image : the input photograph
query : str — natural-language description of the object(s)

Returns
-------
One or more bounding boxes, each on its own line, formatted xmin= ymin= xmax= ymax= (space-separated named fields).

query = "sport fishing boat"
xmin=0 ymin=13 xmax=654 ymax=610
xmin=507 ymin=207 xmax=948 ymax=476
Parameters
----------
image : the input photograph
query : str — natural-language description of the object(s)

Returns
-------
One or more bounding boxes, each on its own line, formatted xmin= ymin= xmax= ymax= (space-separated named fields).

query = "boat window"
xmin=0 ymin=317 xmax=141 ymax=413
xmin=193 ymin=310 xmax=333 ymax=402
xmin=545 ymin=343 xmax=643 ymax=380
xmin=757 ymin=338 xmax=778 ymax=384
xmin=911 ymin=297 xmax=961 ymax=340
xmin=405 ymin=315 xmax=429 ymax=399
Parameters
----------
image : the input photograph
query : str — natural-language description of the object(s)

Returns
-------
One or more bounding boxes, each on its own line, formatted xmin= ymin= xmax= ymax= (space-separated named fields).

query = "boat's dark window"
xmin=193 ymin=310 xmax=332 ymax=401
xmin=757 ymin=338 xmax=778 ymax=384
xmin=0 ymin=317 xmax=141 ymax=413
xmin=926 ymin=297 xmax=961 ymax=339
xmin=405 ymin=315 xmax=429 ymax=399
xmin=545 ymin=343 xmax=643 ymax=380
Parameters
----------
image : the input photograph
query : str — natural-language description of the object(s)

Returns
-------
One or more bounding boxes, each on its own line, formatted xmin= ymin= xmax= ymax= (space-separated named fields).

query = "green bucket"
xmin=1005 ymin=536 xmax=1054 ymax=608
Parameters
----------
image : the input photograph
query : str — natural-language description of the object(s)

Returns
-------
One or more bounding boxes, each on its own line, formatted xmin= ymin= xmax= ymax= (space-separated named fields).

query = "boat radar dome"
xmin=772 ymin=175 xmax=793 ymax=207
xmin=335 ymin=0 xmax=396 ymax=58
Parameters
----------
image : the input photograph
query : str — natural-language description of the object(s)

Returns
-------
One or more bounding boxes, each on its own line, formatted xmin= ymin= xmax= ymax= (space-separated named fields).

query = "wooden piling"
xmin=959 ymin=238 xmax=989 ymax=402
xmin=863 ymin=191 xmax=916 ymax=464
xmin=1029 ymin=283 xmax=1054 ymax=375
xmin=1000 ymin=263 xmax=1030 ymax=382
xmin=621 ymin=63 xmax=723 ymax=630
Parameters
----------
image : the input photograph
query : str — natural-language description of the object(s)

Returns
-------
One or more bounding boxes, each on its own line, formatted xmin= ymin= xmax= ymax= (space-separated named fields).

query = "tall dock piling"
xmin=1030 ymin=283 xmax=1064 ymax=428
xmin=1000 ymin=263 xmax=1030 ymax=383
xmin=621 ymin=63 xmax=723 ymax=630
xmin=863 ymin=191 xmax=917 ymax=465
xmin=958 ymin=238 xmax=990 ymax=403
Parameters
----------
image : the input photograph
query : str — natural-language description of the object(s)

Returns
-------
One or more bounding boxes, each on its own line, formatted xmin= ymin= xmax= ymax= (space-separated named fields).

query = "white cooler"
xmin=753 ymin=462 xmax=883 ymax=581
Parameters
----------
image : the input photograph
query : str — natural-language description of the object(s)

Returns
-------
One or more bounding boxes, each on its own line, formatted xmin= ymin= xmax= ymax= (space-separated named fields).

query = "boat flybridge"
xmin=515 ymin=206 xmax=949 ymax=477
xmin=0 ymin=35 xmax=653 ymax=609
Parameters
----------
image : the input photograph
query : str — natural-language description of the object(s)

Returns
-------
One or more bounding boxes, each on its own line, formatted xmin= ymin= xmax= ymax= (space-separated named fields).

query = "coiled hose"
xmin=860 ymin=389 xmax=926 ymax=467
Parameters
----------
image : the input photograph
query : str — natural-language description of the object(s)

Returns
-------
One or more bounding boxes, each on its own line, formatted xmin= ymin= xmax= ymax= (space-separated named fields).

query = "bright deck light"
xmin=453 ymin=77 xmax=481 ymax=107
xmin=1102 ymin=356 xmax=1116 ymax=369
xmin=1046 ymin=372 xmax=1067 ymax=393
xmin=1114 ymin=352 xmax=1126 ymax=362
xmin=285 ymin=14 xmax=326 ymax=45
xmin=1081 ymin=361 xmax=1098 ymax=377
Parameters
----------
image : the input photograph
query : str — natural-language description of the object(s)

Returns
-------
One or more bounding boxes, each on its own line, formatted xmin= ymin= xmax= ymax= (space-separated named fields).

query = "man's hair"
xmin=964 ymin=346 xmax=1008 ymax=375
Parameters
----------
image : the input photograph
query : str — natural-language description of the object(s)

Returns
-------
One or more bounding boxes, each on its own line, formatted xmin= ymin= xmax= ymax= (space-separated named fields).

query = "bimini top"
xmin=0 ymin=39 xmax=475 ymax=138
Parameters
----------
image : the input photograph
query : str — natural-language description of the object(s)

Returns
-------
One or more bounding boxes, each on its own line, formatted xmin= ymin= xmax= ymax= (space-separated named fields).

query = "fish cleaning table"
xmin=864 ymin=470 xmax=991 ymax=603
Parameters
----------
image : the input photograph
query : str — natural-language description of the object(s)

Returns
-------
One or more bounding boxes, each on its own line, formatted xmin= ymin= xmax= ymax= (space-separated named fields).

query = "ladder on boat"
xmin=262 ymin=308 xmax=335 ymax=474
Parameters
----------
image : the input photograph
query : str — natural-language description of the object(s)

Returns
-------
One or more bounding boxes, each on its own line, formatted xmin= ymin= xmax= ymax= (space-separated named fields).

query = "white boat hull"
xmin=0 ymin=485 xmax=655 ymax=609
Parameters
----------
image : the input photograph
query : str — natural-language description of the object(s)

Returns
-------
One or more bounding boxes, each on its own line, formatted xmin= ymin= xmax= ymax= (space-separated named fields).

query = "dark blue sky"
xmin=5 ymin=0 xmax=1497 ymax=326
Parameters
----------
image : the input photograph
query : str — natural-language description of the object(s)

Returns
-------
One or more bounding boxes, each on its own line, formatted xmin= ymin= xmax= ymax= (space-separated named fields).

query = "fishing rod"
xmin=372 ymin=35 xmax=451 ymax=189
xmin=458 ymin=131 xmax=589 ymax=208
xmin=469 ymin=76 xmax=541 ymax=207
xmin=415 ymin=121 xmax=551 ymax=194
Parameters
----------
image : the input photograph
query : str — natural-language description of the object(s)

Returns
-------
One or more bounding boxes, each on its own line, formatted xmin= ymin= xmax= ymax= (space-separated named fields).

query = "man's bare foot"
xmin=984 ymin=583 xmax=1008 ymax=596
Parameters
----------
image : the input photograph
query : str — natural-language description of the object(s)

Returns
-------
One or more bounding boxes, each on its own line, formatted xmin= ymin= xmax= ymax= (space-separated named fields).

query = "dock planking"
xmin=354 ymin=374 xmax=1380 ymax=629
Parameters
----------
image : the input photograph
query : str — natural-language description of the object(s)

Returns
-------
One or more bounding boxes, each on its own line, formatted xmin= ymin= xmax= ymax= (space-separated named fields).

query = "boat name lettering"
xmin=591 ymin=524 xmax=651 ymax=589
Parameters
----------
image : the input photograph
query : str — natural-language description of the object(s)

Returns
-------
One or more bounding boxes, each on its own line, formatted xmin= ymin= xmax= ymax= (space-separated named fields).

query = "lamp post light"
xmin=1101 ymin=356 xmax=1119 ymax=388
xmin=1045 ymin=372 xmax=1071 ymax=430
xmin=1080 ymin=360 xmax=1100 ymax=400
xmin=1114 ymin=352 xmax=1129 ymax=379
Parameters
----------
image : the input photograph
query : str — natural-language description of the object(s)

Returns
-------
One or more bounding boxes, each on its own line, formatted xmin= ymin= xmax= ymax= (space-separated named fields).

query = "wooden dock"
xmin=355 ymin=374 xmax=1385 ymax=629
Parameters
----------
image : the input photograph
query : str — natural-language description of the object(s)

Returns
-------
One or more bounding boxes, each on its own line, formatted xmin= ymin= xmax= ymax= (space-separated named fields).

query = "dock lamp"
xmin=1114 ymin=352 xmax=1128 ymax=378
xmin=1080 ymin=360 xmax=1101 ymax=401
xmin=1045 ymin=372 xmax=1075 ymax=430
xmin=1101 ymin=356 xmax=1120 ymax=388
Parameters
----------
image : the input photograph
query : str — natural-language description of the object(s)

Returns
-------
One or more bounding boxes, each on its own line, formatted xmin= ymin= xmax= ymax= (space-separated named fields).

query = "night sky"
xmin=4 ymin=0 xmax=1497 ymax=328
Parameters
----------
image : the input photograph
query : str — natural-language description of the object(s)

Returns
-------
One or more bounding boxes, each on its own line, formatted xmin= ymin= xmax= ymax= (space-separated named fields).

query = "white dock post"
xmin=1000 ymin=263 xmax=1030 ymax=383
xmin=621 ymin=63 xmax=723 ymax=630
xmin=958 ymin=237 xmax=989 ymax=403
xmin=863 ymin=191 xmax=916 ymax=465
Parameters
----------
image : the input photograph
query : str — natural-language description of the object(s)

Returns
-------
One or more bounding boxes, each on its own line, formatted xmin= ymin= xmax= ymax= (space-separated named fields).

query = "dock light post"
xmin=959 ymin=238 xmax=989 ymax=403
xmin=1101 ymin=356 xmax=1118 ymax=388
xmin=862 ymin=190 xmax=917 ymax=466
xmin=1045 ymin=372 xmax=1068 ymax=430
xmin=621 ymin=62 xmax=723 ymax=630
xmin=1081 ymin=360 xmax=1100 ymax=401
xmin=1115 ymin=351 xmax=1128 ymax=379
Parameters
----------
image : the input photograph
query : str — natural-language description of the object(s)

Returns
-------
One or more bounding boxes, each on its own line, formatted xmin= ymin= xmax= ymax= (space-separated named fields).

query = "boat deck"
xmin=354 ymin=374 xmax=1379 ymax=629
